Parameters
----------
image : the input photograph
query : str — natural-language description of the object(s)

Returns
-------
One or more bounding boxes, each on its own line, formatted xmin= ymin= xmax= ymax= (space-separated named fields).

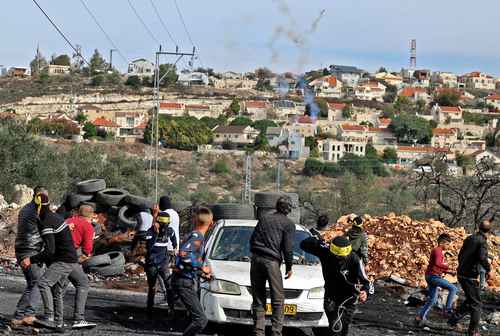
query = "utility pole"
xmin=151 ymin=45 xmax=196 ymax=202
xmin=109 ymin=49 xmax=117 ymax=71
xmin=276 ymin=159 xmax=284 ymax=192
xmin=242 ymin=154 xmax=252 ymax=204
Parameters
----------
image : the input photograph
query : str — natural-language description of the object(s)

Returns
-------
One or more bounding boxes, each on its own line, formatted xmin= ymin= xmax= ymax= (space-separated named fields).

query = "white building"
xmin=327 ymin=102 xmax=347 ymax=121
xmin=266 ymin=127 xmax=288 ymax=147
xmin=185 ymin=104 xmax=212 ymax=118
xmin=463 ymin=72 xmax=495 ymax=90
xmin=127 ymin=59 xmax=154 ymax=78
xmin=432 ymin=105 xmax=464 ymax=125
xmin=309 ymin=75 xmax=343 ymax=98
xmin=178 ymin=72 xmax=209 ymax=86
xmin=244 ymin=101 xmax=268 ymax=120
xmin=318 ymin=138 xmax=367 ymax=162
xmin=159 ymin=102 xmax=185 ymax=116
xmin=355 ymin=82 xmax=386 ymax=102
xmin=485 ymin=95 xmax=500 ymax=110
xmin=46 ymin=64 xmax=70 ymax=76
xmin=431 ymin=72 xmax=458 ymax=88
xmin=287 ymin=132 xmax=309 ymax=160
xmin=329 ymin=65 xmax=366 ymax=88
xmin=213 ymin=125 xmax=259 ymax=146
xmin=431 ymin=128 xmax=458 ymax=147
xmin=375 ymin=72 xmax=403 ymax=88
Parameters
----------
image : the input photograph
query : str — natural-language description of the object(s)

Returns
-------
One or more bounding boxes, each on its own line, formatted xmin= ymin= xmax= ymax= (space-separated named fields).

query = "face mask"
xmin=480 ymin=227 xmax=491 ymax=234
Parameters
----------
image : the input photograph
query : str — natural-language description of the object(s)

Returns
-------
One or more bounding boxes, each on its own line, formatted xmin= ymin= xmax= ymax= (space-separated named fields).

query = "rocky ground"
xmin=1 ymin=274 xmax=498 ymax=336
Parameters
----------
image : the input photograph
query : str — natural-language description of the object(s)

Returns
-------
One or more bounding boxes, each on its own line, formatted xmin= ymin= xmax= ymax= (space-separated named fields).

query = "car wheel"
xmin=96 ymin=188 xmax=129 ymax=207
xmin=76 ymin=179 xmax=106 ymax=194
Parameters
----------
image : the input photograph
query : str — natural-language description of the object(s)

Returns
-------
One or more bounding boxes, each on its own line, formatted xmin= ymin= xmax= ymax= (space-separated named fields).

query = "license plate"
xmin=266 ymin=304 xmax=297 ymax=316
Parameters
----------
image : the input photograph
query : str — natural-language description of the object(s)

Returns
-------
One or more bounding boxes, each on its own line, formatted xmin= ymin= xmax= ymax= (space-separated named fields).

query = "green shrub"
xmin=212 ymin=159 xmax=230 ymax=174
xmin=303 ymin=158 xmax=324 ymax=176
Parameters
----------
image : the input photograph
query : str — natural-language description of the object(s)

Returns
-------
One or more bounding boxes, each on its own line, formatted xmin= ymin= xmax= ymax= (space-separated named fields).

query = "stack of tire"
xmin=254 ymin=192 xmax=300 ymax=225
xmin=67 ymin=179 xmax=155 ymax=277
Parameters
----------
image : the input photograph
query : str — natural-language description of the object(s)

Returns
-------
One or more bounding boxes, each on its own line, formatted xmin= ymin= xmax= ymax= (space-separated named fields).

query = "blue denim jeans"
xmin=418 ymin=274 xmax=458 ymax=320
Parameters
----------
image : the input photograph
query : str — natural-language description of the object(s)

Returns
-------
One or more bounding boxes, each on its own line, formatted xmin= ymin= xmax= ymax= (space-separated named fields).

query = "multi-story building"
xmin=329 ymin=65 xmax=366 ymax=88
xmin=46 ymin=64 xmax=70 ymax=76
xmin=399 ymin=87 xmax=431 ymax=103
xmin=431 ymin=71 xmax=458 ymax=88
xmin=244 ymin=100 xmax=268 ymax=120
xmin=431 ymin=128 xmax=458 ymax=147
xmin=396 ymin=146 xmax=454 ymax=166
xmin=178 ymin=72 xmax=209 ymax=86
xmin=287 ymin=132 xmax=310 ymax=160
xmin=327 ymin=102 xmax=347 ymax=121
xmin=375 ymin=72 xmax=403 ymax=88
xmin=485 ymin=95 xmax=500 ymax=110
xmin=432 ymin=105 xmax=464 ymax=125
xmin=285 ymin=115 xmax=317 ymax=138
xmin=127 ymin=59 xmax=154 ymax=78
xmin=309 ymin=75 xmax=343 ymax=98
xmin=273 ymin=100 xmax=300 ymax=119
xmin=462 ymin=71 xmax=495 ymax=90
xmin=115 ymin=112 xmax=147 ymax=138
xmin=266 ymin=127 xmax=288 ymax=147
xmin=159 ymin=102 xmax=185 ymax=116
xmin=185 ymin=104 xmax=212 ymax=118
xmin=354 ymin=81 xmax=386 ymax=102
xmin=318 ymin=138 xmax=367 ymax=162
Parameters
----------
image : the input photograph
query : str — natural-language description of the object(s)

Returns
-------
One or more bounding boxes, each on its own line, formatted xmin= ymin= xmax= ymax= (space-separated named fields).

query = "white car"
xmin=200 ymin=219 xmax=329 ymax=329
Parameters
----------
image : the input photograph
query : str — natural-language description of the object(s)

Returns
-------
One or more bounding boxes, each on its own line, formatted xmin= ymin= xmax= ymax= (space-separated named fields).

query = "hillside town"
xmin=2 ymin=49 xmax=500 ymax=176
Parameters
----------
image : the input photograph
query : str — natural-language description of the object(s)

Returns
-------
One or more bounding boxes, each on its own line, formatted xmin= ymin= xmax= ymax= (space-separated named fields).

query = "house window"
xmin=126 ymin=117 xmax=134 ymax=128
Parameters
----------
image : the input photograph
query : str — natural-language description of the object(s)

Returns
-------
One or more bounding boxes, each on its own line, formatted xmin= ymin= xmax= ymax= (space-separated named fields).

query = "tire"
xmin=76 ymin=179 xmax=106 ymax=194
xmin=107 ymin=251 xmax=126 ymax=266
xmin=118 ymin=205 xmax=139 ymax=229
xmin=254 ymin=192 xmax=299 ymax=208
xmin=89 ymin=263 xmax=125 ymax=277
xmin=83 ymin=253 xmax=112 ymax=268
xmin=96 ymin=188 xmax=129 ymax=207
xmin=123 ymin=194 xmax=155 ymax=210
xmin=212 ymin=203 xmax=255 ymax=220
xmin=256 ymin=206 xmax=300 ymax=224
xmin=67 ymin=193 xmax=94 ymax=209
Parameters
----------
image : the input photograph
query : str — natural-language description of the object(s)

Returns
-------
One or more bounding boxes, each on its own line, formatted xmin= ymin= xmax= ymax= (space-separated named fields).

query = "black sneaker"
xmin=34 ymin=316 xmax=56 ymax=329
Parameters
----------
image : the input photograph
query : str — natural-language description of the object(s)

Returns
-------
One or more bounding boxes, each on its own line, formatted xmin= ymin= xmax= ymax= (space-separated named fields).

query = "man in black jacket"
xmin=448 ymin=220 xmax=491 ymax=336
xmin=31 ymin=196 xmax=79 ymax=331
xmin=301 ymin=235 xmax=374 ymax=336
xmin=250 ymin=196 xmax=296 ymax=336
xmin=345 ymin=216 xmax=369 ymax=264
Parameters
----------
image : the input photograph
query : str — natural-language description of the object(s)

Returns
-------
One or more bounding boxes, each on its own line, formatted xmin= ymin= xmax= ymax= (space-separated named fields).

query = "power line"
xmin=78 ymin=0 xmax=128 ymax=64
xmin=172 ymin=0 xmax=204 ymax=68
xmin=149 ymin=0 xmax=177 ymax=47
xmin=30 ymin=0 xmax=90 ymax=66
xmin=127 ymin=0 xmax=161 ymax=46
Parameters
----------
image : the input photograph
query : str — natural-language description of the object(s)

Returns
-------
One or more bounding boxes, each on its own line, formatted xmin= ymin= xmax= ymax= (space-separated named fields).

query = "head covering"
xmin=159 ymin=196 xmax=172 ymax=211
xmin=276 ymin=196 xmax=293 ymax=215
xmin=157 ymin=211 xmax=171 ymax=224
xmin=34 ymin=193 xmax=50 ymax=215
xmin=330 ymin=236 xmax=352 ymax=257
xmin=79 ymin=204 xmax=94 ymax=219
xmin=317 ymin=214 xmax=329 ymax=230
xmin=351 ymin=215 xmax=364 ymax=228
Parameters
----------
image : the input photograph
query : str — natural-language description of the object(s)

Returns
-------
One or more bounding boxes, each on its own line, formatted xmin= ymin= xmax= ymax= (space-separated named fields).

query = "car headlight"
xmin=308 ymin=286 xmax=324 ymax=299
xmin=209 ymin=279 xmax=241 ymax=295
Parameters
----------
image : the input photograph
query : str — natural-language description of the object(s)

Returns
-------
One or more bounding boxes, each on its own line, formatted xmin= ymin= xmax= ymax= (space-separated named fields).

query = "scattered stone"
xmin=12 ymin=185 xmax=33 ymax=207
xmin=487 ymin=311 xmax=500 ymax=326
xmin=0 ymin=195 xmax=8 ymax=211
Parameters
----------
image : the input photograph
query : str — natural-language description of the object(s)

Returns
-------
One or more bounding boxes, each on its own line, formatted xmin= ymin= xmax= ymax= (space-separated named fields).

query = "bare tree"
xmin=415 ymin=154 xmax=500 ymax=231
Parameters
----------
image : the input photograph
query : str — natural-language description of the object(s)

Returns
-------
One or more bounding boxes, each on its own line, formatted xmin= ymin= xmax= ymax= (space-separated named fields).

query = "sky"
xmin=1 ymin=0 xmax=499 ymax=76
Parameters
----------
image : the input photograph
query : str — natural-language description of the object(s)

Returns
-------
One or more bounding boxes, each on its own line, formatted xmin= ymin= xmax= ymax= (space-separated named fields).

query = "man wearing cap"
xmin=12 ymin=186 xmax=48 ymax=327
xmin=301 ymin=235 xmax=374 ymax=336
xmin=66 ymin=204 xmax=97 ymax=329
xmin=144 ymin=211 xmax=177 ymax=317
xmin=250 ymin=196 xmax=296 ymax=336
xmin=345 ymin=215 xmax=369 ymax=264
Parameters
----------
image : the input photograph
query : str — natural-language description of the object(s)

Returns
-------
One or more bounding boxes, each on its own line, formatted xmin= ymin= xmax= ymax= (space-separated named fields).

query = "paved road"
xmin=0 ymin=275 xmax=497 ymax=336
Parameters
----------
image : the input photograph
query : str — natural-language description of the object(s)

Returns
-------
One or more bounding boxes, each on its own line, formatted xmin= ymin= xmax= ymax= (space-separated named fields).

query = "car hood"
xmin=208 ymin=259 xmax=324 ymax=289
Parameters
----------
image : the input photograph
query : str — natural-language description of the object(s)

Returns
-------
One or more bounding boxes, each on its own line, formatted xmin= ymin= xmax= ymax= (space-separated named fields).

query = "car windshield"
xmin=210 ymin=226 xmax=319 ymax=265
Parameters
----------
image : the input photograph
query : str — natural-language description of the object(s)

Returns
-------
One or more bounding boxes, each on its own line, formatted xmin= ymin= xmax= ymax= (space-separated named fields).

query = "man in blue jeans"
xmin=415 ymin=233 xmax=458 ymax=326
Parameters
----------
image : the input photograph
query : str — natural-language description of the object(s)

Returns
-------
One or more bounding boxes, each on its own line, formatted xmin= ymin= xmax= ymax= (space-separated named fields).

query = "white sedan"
xmin=200 ymin=219 xmax=328 ymax=329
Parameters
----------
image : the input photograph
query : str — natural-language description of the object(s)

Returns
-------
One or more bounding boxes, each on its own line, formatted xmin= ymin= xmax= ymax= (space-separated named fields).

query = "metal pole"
xmin=154 ymin=51 xmax=160 ymax=202
xmin=277 ymin=160 xmax=282 ymax=192
xmin=109 ymin=49 xmax=117 ymax=71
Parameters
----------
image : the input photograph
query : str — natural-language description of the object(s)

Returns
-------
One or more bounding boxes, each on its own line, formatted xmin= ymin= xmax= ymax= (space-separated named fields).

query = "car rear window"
xmin=210 ymin=226 xmax=319 ymax=265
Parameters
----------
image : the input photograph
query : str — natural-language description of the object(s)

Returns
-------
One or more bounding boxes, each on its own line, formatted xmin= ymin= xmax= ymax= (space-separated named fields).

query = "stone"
xmin=12 ymin=185 xmax=33 ymax=207
xmin=487 ymin=311 xmax=500 ymax=326
xmin=0 ymin=195 xmax=8 ymax=210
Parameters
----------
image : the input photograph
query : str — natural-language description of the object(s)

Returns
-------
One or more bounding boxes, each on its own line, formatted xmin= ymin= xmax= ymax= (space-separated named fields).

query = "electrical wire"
xmin=127 ymin=0 xmax=161 ymax=46
xmin=78 ymin=0 xmax=128 ymax=64
xmin=30 ymin=0 xmax=90 ymax=66
xmin=172 ymin=0 xmax=204 ymax=68
xmin=149 ymin=0 xmax=177 ymax=47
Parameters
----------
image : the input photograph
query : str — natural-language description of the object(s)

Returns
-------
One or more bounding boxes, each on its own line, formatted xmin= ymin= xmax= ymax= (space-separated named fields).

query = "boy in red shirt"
xmin=415 ymin=233 xmax=457 ymax=326
xmin=65 ymin=204 xmax=96 ymax=329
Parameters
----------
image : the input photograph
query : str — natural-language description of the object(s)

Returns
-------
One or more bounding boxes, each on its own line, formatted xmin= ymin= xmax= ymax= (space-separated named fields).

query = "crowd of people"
xmin=10 ymin=188 xmax=493 ymax=336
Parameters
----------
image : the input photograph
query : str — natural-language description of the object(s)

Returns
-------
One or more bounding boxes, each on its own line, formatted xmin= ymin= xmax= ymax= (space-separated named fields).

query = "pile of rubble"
xmin=322 ymin=213 xmax=500 ymax=290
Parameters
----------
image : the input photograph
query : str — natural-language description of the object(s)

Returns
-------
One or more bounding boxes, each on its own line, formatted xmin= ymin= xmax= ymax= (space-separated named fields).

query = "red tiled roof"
xmin=92 ymin=117 xmax=119 ymax=128
xmin=186 ymin=104 xmax=210 ymax=110
xmin=400 ymin=87 xmax=426 ymax=97
xmin=160 ymin=102 xmax=184 ymax=109
xmin=341 ymin=124 xmax=365 ymax=131
xmin=328 ymin=102 xmax=346 ymax=110
xmin=246 ymin=101 xmax=267 ymax=109
xmin=432 ymin=128 xmax=456 ymax=136
xmin=486 ymin=95 xmax=500 ymax=101
xmin=327 ymin=76 xmax=338 ymax=87
xmin=439 ymin=106 xmax=461 ymax=113
xmin=397 ymin=146 xmax=451 ymax=153
xmin=297 ymin=115 xmax=314 ymax=124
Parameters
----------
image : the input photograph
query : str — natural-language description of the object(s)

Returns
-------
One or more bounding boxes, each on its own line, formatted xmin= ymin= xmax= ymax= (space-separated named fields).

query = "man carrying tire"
xmin=250 ymin=196 xmax=296 ymax=336
xmin=144 ymin=211 xmax=177 ymax=318
xmin=172 ymin=207 xmax=213 ymax=336
xmin=66 ymin=204 xmax=97 ymax=329
xmin=11 ymin=187 xmax=48 ymax=327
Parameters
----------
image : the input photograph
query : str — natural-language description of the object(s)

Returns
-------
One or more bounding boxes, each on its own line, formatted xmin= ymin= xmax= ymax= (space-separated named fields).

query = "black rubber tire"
xmin=211 ymin=203 xmax=255 ymax=220
xmin=255 ymin=207 xmax=274 ymax=221
xmin=107 ymin=251 xmax=126 ymax=266
xmin=118 ymin=205 xmax=139 ymax=229
xmin=256 ymin=206 xmax=300 ymax=225
xmin=122 ymin=195 xmax=155 ymax=210
xmin=76 ymin=179 xmax=106 ymax=194
xmin=67 ymin=193 xmax=94 ymax=209
xmin=82 ymin=253 xmax=112 ymax=268
xmin=89 ymin=263 xmax=125 ymax=277
xmin=96 ymin=188 xmax=129 ymax=207
xmin=254 ymin=192 xmax=299 ymax=208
